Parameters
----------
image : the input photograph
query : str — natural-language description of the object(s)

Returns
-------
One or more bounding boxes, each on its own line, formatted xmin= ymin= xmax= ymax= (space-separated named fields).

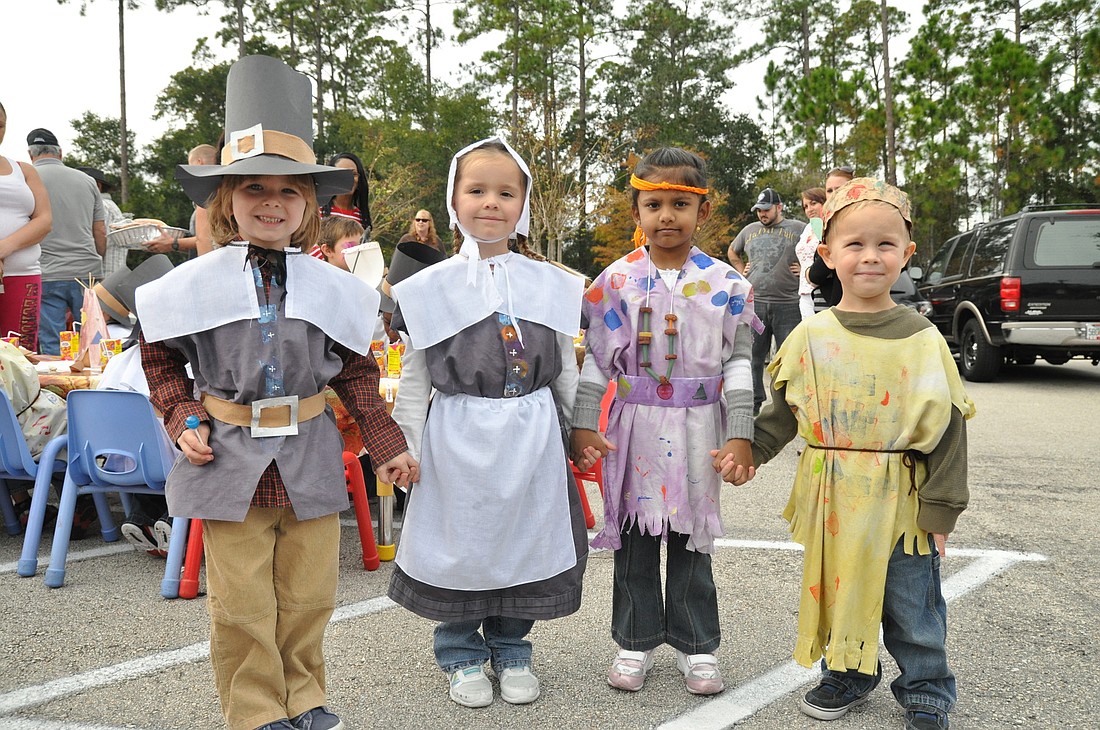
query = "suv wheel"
xmin=959 ymin=319 xmax=1002 ymax=381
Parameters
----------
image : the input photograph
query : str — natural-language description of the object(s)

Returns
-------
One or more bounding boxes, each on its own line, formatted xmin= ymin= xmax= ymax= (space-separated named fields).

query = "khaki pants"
xmin=204 ymin=508 xmax=339 ymax=730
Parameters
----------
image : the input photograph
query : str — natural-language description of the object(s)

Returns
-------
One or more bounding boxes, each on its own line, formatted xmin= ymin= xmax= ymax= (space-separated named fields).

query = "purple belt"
xmin=616 ymin=374 xmax=723 ymax=408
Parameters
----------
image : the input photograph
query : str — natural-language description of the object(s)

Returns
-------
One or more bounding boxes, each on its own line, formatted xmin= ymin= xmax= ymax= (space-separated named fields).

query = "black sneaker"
xmin=800 ymin=666 xmax=881 ymax=720
xmin=905 ymin=707 xmax=949 ymax=729
xmin=121 ymin=512 xmax=162 ymax=556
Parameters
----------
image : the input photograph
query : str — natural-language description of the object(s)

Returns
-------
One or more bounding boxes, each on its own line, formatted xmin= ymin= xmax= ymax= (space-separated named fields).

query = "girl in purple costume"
xmin=572 ymin=148 xmax=758 ymax=696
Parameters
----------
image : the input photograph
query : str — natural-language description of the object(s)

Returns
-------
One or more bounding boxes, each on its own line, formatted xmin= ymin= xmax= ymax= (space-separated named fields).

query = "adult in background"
xmin=0 ymin=102 xmax=51 ymax=353
xmin=807 ymin=166 xmax=856 ymax=308
xmin=795 ymin=186 xmax=826 ymax=319
xmin=78 ymin=167 xmax=127 ymax=278
xmin=321 ymin=152 xmax=370 ymax=228
xmin=727 ymin=187 xmax=804 ymax=414
xmin=397 ymin=209 xmax=446 ymax=254
xmin=28 ymin=128 xmax=105 ymax=356
xmin=313 ymin=152 xmax=371 ymax=260
xmin=143 ymin=144 xmax=217 ymax=256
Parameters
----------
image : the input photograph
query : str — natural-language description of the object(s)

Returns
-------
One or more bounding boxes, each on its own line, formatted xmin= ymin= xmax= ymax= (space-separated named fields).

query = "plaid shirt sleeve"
xmin=140 ymin=334 xmax=207 ymax=442
xmin=328 ymin=344 xmax=408 ymax=465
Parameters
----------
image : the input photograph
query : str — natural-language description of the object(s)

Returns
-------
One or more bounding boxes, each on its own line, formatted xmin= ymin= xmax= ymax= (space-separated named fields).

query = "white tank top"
xmin=0 ymin=157 xmax=42 ymax=276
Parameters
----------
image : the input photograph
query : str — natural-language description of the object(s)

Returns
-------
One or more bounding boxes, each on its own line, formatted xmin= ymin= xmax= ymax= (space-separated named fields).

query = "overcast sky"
xmin=2 ymin=0 xmax=929 ymax=165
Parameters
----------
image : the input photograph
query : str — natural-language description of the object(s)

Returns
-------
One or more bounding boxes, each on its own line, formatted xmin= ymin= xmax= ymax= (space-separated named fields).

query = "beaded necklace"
xmin=637 ymin=263 xmax=679 ymax=400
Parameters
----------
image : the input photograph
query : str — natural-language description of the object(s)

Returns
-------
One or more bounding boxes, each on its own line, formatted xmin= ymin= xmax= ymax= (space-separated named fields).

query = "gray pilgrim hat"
xmin=93 ymin=254 xmax=175 ymax=325
xmin=174 ymin=55 xmax=353 ymax=207
xmin=379 ymin=240 xmax=448 ymax=313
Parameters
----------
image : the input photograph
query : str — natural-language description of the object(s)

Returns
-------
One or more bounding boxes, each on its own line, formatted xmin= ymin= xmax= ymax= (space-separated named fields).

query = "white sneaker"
xmin=607 ymin=649 xmax=655 ymax=691
xmin=674 ymin=650 xmax=725 ymax=695
xmin=449 ymin=665 xmax=493 ymax=707
xmin=499 ymin=666 xmax=540 ymax=704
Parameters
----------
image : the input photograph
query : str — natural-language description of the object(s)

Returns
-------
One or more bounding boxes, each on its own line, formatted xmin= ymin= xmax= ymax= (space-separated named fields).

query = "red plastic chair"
xmin=177 ymin=451 xmax=380 ymax=599
xmin=569 ymin=380 xmax=616 ymax=529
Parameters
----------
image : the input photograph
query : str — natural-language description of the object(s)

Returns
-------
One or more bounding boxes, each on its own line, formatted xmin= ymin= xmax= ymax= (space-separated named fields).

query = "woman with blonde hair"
xmin=398 ymin=209 xmax=446 ymax=253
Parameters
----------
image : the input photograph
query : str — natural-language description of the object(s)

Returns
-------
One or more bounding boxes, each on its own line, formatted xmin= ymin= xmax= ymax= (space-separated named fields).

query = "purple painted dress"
xmin=582 ymin=246 xmax=756 ymax=553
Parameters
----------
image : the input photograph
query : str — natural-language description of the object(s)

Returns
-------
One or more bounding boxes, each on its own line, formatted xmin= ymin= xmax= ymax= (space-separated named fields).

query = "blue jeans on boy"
xmin=750 ymin=300 xmax=801 ymax=412
xmin=611 ymin=525 xmax=720 ymax=655
xmin=820 ymin=535 xmax=956 ymax=715
xmin=433 ymin=616 xmax=535 ymax=674
xmin=38 ymin=280 xmax=87 ymax=356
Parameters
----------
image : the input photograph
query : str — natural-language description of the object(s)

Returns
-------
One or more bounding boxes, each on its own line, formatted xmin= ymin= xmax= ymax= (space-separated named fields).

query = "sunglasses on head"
xmin=415 ymin=217 xmax=430 ymax=223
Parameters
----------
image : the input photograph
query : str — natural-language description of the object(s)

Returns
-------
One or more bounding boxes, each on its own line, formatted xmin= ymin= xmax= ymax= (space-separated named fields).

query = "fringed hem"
xmin=793 ymin=634 xmax=880 ymax=676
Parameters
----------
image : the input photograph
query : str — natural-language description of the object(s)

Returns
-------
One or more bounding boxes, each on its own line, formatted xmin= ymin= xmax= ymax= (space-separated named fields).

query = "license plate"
xmin=1088 ymin=323 xmax=1100 ymax=340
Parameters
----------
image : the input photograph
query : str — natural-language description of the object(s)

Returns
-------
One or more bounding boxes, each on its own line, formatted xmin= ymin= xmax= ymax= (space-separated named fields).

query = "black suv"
xmin=919 ymin=205 xmax=1100 ymax=381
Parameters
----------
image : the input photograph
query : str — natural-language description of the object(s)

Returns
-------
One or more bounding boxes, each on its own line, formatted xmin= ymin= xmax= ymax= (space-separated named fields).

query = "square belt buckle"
xmin=250 ymin=395 xmax=299 ymax=438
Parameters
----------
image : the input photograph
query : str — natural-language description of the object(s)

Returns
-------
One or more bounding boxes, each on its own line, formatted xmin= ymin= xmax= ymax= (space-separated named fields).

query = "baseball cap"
xmin=27 ymin=128 xmax=59 ymax=147
xmin=751 ymin=188 xmax=782 ymax=211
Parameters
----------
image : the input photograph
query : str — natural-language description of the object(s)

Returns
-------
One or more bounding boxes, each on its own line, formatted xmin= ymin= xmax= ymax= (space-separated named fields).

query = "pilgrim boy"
xmin=136 ymin=56 xmax=417 ymax=730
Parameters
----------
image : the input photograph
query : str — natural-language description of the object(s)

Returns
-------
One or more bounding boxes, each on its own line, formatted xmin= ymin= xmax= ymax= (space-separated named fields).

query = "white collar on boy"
xmin=445 ymin=135 xmax=532 ymax=286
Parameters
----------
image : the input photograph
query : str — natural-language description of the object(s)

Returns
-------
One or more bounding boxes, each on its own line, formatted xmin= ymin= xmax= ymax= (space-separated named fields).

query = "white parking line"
xmin=0 ymin=543 xmax=1045 ymax=728
xmin=0 ymin=543 xmax=133 ymax=575
xmin=0 ymin=597 xmax=396 ymax=716
xmin=1 ymin=720 xmax=137 ymax=730
xmin=658 ymin=545 xmax=1046 ymax=730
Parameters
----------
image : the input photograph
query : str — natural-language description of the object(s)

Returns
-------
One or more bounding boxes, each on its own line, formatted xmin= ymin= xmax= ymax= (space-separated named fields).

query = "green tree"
xmin=56 ymin=0 xmax=140 ymax=203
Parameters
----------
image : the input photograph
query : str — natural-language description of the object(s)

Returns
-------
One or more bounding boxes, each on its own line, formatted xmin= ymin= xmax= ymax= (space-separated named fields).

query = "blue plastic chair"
xmin=29 ymin=389 xmax=190 ymax=597
xmin=0 ymin=390 xmax=67 ymax=537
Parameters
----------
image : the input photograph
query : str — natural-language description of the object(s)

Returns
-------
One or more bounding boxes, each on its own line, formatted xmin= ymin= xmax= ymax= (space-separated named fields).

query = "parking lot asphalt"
xmin=2 ymin=359 xmax=1098 ymax=730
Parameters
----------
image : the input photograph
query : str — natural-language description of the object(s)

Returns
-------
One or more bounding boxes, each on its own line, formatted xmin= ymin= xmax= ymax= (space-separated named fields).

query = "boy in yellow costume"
xmin=751 ymin=179 xmax=973 ymax=730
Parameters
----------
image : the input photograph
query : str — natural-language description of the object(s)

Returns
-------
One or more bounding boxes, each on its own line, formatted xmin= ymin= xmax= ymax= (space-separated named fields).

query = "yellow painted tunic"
xmin=768 ymin=309 xmax=974 ymax=674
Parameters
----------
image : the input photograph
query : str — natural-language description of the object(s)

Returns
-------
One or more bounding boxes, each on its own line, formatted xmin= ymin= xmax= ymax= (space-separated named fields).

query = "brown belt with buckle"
xmin=201 ymin=392 xmax=327 ymax=433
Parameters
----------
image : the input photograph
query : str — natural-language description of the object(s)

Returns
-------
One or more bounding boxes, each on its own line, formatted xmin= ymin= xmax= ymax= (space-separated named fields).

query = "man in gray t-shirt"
xmin=727 ymin=187 xmax=804 ymax=414
xmin=28 ymin=128 xmax=105 ymax=355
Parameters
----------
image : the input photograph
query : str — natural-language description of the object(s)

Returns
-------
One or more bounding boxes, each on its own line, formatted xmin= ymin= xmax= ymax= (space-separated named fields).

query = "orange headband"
xmin=629 ymin=174 xmax=708 ymax=195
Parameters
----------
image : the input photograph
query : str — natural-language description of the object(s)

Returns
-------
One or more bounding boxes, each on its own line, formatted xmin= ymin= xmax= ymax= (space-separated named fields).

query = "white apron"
xmin=395 ymin=387 xmax=577 ymax=591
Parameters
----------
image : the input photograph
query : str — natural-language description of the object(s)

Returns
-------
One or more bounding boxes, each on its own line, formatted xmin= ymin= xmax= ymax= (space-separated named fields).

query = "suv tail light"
xmin=1001 ymin=277 xmax=1021 ymax=312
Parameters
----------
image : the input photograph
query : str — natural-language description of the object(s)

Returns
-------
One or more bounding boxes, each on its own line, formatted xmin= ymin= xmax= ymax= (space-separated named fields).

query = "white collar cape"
xmin=391 ymin=252 xmax=583 ymax=350
xmin=135 ymin=243 xmax=378 ymax=355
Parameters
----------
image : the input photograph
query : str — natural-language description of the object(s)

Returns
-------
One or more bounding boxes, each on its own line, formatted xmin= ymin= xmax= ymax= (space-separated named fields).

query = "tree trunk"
xmin=881 ymin=0 xmax=896 ymax=185
xmin=576 ymin=2 xmax=588 ymax=223
xmin=118 ymin=0 xmax=129 ymax=204
xmin=510 ymin=0 xmax=520 ymax=132
xmin=236 ymin=0 xmax=246 ymax=58
xmin=314 ymin=0 xmax=324 ymax=139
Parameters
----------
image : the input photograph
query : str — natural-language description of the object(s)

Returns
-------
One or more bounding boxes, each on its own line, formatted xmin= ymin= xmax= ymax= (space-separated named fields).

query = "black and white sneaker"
xmin=121 ymin=514 xmax=163 ymax=556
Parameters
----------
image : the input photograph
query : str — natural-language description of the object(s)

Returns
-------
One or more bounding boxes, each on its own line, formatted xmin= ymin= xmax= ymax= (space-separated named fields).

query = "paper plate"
xmin=343 ymin=241 xmax=385 ymax=288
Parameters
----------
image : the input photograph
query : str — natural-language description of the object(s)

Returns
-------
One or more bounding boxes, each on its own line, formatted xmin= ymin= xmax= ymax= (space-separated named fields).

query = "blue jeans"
xmin=433 ymin=616 xmax=535 ymax=674
xmin=820 ymin=535 xmax=956 ymax=715
xmin=38 ymin=280 xmax=87 ymax=356
xmin=750 ymin=300 xmax=802 ymax=412
xmin=611 ymin=525 xmax=720 ymax=655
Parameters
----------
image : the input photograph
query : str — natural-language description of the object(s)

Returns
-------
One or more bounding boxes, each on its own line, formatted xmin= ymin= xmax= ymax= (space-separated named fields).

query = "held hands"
xmin=376 ymin=452 xmax=419 ymax=489
xmin=177 ymin=422 xmax=214 ymax=465
xmin=570 ymin=428 xmax=616 ymax=472
xmin=710 ymin=438 xmax=755 ymax=485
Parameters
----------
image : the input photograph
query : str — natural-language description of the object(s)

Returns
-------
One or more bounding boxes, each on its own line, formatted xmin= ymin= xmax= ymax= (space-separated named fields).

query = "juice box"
xmin=386 ymin=342 xmax=405 ymax=379
xmin=59 ymin=331 xmax=79 ymax=359
xmin=370 ymin=339 xmax=386 ymax=374
xmin=100 ymin=338 xmax=123 ymax=366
